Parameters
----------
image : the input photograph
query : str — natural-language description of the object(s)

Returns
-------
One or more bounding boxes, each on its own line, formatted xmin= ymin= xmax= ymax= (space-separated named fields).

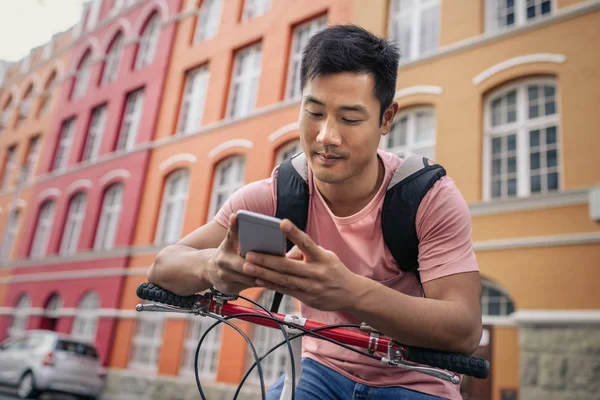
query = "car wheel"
xmin=16 ymin=371 xmax=38 ymax=399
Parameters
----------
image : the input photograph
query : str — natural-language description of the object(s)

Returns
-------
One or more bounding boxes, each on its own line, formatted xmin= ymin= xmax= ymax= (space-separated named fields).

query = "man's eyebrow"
xmin=304 ymin=96 xmax=368 ymax=114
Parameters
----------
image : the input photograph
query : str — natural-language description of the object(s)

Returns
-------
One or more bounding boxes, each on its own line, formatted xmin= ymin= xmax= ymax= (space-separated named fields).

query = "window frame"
xmin=94 ymin=183 xmax=124 ymax=250
xmin=116 ymin=88 xmax=145 ymax=151
xmin=176 ymin=65 xmax=210 ymax=135
xmin=193 ymin=0 xmax=223 ymax=43
xmin=209 ymin=156 xmax=246 ymax=218
xmin=154 ymin=169 xmax=190 ymax=245
xmin=82 ymin=104 xmax=108 ymax=162
xmin=380 ymin=106 xmax=437 ymax=160
xmin=30 ymin=201 xmax=56 ymax=259
xmin=387 ymin=0 xmax=440 ymax=61
xmin=485 ymin=0 xmax=555 ymax=32
xmin=101 ymin=33 xmax=124 ymax=86
xmin=52 ymin=118 xmax=76 ymax=172
xmin=59 ymin=192 xmax=88 ymax=256
xmin=226 ymin=43 xmax=262 ymax=119
xmin=71 ymin=291 xmax=100 ymax=343
xmin=135 ymin=13 xmax=161 ymax=70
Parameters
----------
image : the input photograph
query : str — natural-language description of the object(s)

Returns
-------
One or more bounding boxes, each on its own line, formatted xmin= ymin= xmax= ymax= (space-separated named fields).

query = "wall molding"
xmin=159 ymin=153 xmax=198 ymax=171
xmin=394 ymin=86 xmax=443 ymax=99
xmin=208 ymin=139 xmax=253 ymax=159
xmin=469 ymin=188 xmax=590 ymax=216
xmin=268 ymin=122 xmax=300 ymax=143
xmin=36 ymin=187 xmax=61 ymax=202
xmin=473 ymin=53 xmax=566 ymax=85
xmin=512 ymin=310 xmax=600 ymax=325
xmin=65 ymin=179 xmax=93 ymax=195
xmin=473 ymin=232 xmax=600 ymax=252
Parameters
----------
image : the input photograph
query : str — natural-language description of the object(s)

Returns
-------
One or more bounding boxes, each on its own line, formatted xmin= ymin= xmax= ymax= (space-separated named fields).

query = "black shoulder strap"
xmin=381 ymin=155 xmax=446 ymax=287
xmin=271 ymin=152 xmax=309 ymax=312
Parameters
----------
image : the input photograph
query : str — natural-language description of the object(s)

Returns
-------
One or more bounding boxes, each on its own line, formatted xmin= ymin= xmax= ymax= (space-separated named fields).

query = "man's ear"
xmin=381 ymin=101 xmax=399 ymax=134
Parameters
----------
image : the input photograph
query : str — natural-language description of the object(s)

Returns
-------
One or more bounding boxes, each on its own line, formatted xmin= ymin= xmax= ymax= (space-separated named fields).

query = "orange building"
xmin=0 ymin=29 xmax=73 ymax=318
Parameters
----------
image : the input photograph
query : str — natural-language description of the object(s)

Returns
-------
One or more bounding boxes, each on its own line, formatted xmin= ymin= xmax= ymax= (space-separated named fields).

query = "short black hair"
xmin=300 ymin=24 xmax=400 ymax=123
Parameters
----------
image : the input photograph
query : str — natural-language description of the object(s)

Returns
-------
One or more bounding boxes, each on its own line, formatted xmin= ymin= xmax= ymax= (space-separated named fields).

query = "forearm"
xmin=147 ymin=244 xmax=216 ymax=296
xmin=347 ymin=277 xmax=481 ymax=355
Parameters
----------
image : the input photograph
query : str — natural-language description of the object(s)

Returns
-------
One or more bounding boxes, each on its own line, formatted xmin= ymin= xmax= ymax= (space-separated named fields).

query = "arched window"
xmin=155 ymin=169 xmax=190 ymax=245
xmin=481 ymin=279 xmax=515 ymax=316
xmin=381 ymin=106 xmax=436 ymax=160
xmin=275 ymin=139 xmax=301 ymax=166
xmin=30 ymin=200 xmax=57 ymax=259
xmin=71 ymin=291 xmax=100 ymax=342
xmin=17 ymin=84 xmax=34 ymax=125
xmin=1 ymin=95 xmax=13 ymax=130
xmin=247 ymin=290 xmax=296 ymax=386
xmin=128 ymin=303 xmax=164 ymax=372
xmin=39 ymin=71 xmax=57 ymax=116
xmin=72 ymin=51 xmax=92 ymax=99
xmin=209 ymin=156 xmax=246 ymax=218
xmin=484 ymin=77 xmax=559 ymax=201
xmin=101 ymin=33 xmax=124 ymax=86
xmin=180 ymin=310 xmax=223 ymax=378
xmin=8 ymin=294 xmax=31 ymax=338
xmin=194 ymin=0 xmax=223 ymax=43
xmin=44 ymin=293 xmax=63 ymax=319
xmin=135 ymin=13 xmax=161 ymax=70
xmin=59 ymin=192 xmax=88 ymax=256
xmin=388 ymin=0 xmax=440 ymax=60
xmin=94 ymin=183 xmax=124 ymax=250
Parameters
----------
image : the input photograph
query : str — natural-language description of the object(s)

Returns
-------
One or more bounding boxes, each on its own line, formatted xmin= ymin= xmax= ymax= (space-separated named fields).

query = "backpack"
xmin=269 ymin=152 xmax=447 ymax=312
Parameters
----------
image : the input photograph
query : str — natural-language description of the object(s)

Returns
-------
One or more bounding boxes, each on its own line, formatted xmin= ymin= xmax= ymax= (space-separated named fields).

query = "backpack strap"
xmin=381 ymin=155 xmax=446 ymax=289
xmin=271 ymin=152 xmax=309 ymax=312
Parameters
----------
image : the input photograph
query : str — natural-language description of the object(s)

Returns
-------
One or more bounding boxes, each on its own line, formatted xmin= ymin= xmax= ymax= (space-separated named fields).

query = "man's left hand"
xmin=242 ymin=218 xmax=371 ymax=311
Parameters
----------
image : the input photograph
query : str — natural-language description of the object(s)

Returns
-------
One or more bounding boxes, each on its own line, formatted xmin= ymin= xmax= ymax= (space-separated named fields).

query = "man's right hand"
xmin=206 ymin=213 xmax=256 ymax=294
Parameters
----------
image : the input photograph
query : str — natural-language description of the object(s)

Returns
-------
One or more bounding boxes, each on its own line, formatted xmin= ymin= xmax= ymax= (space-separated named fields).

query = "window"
xmin=18 ymin=85 xmax=34 ymax=125
xmin=487 ymin=0 xmax=553 ymax=31
xmin=0 ymin=145 xmax=17 ymax=191
xmin=275 ymin=139 xmax=301 ymax=166
xmin=1 ymin=95 xmax=13 ymax=130
xmin=101 ymin=34 xmax=124 ymax=86
xmin=72 ymin=52 xmax=92 ymax=99
xmin=247 ymin=290 xmax=296 ymax=386
xmin=209 ymin=156 xmax=246 ymax=217
xmin=21 ymin=136 xmax=40 ymax=183
xmin=241 ymin=0 xmax=270 ymax=21
xmin=116 ymin=88 xmax=145 ymax=151
xmin=180 ymin=316 xmax=223 ymax=378
xmin=71 ymin=291 xmax=100 ymax=342
xmin=39 ymin=72 xmax=57 ymax=116
xmin=135 ymin=13 xmax=161 ymax=70
xmin=52 ymin=118 xmax=76 ymax=172
xmin=82 ymin=105 xmax=107 ymax=162
xmin=8 ymin=295 xmax=30 ymax=338
xmin=128 ymin=313 xmax=164 ymax=371
xmin=194 ymin=0 xmax=223 ymax=43
xmin=0 ymin=209 xmax=20 ymax=261
xmin=381 ymin=107 xmax=436 ymax=160
xmin=481 ymin=279 xmax=515 ymax=315
xmin=59 ymin=193 xmax=88 ymax=256
xmin=44 ymin=293 xmax=62 ymax=319
xmin=177 ymin=65 xmax=209 ymax=135
xmin=388 ymin=0 xmax=440 ymax=61
xmin=94 ymin=183 xmax=124 ymax=250
xmin=227 ymin=44 xmax=262 ymax=119
xmin=286 ymin=16 xmax=327 ymax=100
xmin=30 ymin=201 xmax=56 ymax=259
xmin=155 ymin=169 xmax=190 ymax=245
xmin=111 ymin=0 xmax=125 ymax=15
xmin=86 ymin=0 xmax=102 ymax=30
xmin=484 ymin=78 xmax=559 ymax=200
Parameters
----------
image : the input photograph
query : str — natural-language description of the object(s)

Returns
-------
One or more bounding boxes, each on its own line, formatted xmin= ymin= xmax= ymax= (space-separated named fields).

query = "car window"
xmin=55 ymin=339 xmax=99 ymax=360
xmin=2 ymin=337 xmax=27 ymax=351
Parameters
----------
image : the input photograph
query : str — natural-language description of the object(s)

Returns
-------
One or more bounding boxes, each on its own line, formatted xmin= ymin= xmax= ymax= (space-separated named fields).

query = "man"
xmin=147 ymin=24 xmax=482 ymax=400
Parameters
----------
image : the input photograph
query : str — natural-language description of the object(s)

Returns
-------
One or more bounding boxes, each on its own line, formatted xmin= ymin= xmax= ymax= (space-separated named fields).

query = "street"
xmin=0 ymin=386 xmax=79 ymax=400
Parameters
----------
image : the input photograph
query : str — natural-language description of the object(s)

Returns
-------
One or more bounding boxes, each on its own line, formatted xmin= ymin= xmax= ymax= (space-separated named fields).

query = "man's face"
xmin=298 ymin=72 xmax=396 ymax=185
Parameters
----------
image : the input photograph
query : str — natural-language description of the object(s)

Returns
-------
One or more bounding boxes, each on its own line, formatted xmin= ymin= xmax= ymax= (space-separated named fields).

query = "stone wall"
xmin=102 ymin=370 xmax=263 ymax=400
xmin=520 ymin=325 xmax=600 ymax=400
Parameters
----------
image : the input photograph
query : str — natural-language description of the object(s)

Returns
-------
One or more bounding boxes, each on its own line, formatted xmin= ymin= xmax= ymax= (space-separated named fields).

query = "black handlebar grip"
xmin=405 ymin=347 xmax=490 ymax=379
xmin=136 ymin=282 xmax=200 ymax=309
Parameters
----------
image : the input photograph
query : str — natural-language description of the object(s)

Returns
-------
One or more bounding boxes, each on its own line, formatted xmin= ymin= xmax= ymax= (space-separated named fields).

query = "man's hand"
xmin=242 ymin=219 xmax=368 ymax=311
xmin=206 ymin=214 xmax=257 ymax=294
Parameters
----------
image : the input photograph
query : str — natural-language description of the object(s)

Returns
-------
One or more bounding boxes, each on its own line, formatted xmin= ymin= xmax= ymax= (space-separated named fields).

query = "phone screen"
xmin=237 ymin=210 xmax=286 ymax=257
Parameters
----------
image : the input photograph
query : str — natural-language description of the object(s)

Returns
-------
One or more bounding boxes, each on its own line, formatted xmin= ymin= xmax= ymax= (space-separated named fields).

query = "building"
xmin=0 ymin=0 xmax=598 ymax=400
xmin=0 ymin=0 xmax=183 ymax=367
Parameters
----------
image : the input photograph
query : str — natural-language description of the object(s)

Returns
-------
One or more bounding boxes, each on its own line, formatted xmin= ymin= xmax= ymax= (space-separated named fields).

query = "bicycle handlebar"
xmin=136 ymin=282 xmax=490 ymax=380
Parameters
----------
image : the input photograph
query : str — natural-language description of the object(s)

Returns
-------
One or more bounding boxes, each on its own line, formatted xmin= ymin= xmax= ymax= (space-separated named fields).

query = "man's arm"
xmin=347 ymin=271 xmax=482 ymax=355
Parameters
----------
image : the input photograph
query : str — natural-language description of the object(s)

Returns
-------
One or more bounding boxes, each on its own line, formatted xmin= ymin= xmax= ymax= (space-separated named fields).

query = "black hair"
xmin=300 ymin=24 xmax=400 ymax=123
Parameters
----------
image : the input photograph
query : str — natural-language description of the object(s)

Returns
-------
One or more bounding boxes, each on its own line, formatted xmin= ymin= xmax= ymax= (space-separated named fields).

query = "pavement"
xmin=0 ymin=386 xmax=78 ymax=400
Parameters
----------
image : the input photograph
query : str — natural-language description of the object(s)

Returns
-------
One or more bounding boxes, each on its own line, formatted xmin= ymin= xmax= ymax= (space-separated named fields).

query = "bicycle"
xmin=135 ymin=282 xmax=490 ymax=400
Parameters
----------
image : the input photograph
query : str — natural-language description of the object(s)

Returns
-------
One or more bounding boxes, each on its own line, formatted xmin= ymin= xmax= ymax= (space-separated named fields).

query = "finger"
xmin=243 ymin=262 xmax=311 ymax=291
xmin=245 ymin=252 xmax=313 ymax=278
xmin=255 ymin=279 xmax=303 ymax=300
xmin=280 ymin=219 xmax=323 ymax=261
xmin=223 ymin=213 xmax=239 ymax=252
xmin=286 ymin=246 xmax=303 ymax=260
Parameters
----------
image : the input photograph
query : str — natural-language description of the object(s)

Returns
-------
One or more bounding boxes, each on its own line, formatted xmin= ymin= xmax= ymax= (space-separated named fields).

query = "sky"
xmin=0 ymin=0 xmax=85 ymax=62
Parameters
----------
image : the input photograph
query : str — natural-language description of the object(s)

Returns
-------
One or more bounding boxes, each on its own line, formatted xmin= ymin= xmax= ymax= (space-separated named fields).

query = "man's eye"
xmin=342 ymin=118 xmax=361 ymax=125
xmin=306 ymin=110 xmax=322 ymax=117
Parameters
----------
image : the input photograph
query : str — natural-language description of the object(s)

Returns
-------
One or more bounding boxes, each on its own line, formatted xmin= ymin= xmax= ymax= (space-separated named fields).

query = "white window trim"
xmin=154 ymin=169 xmax=190 ymax=245
xmin=53 ymin=119 xmax=76 ymax=172
xmin=241 ymin=0 xmax=271 ymax=21
xmin=73 ymin=55 xmax=92 ymax=99
xmin=94 ymin=184 xmax=124 ymax=250
xmin=275 ymin=139 xmax=301 ymax=166
xmin=30 ymin=201 xmax=56 ymax=259
xmin=86 ymin=0 xmax=102 ymax=30
xmin=101 ymin=35 xmax=124 ymax=86
xmin=59 ymin=193 xmax=88 ymax=256
xmin=388 ymin=0 xmax=440 ymax=61
xmin=0 ymin=209 xmax=20 ymax=261
xmin=22 ymin=136 xmax=40 ymax=183
xmin=0 ymin=145 xmax=17 ymax=191
xmin=135 ymin=14 xmax=161 ymax=70
xmin=82 ymin=105 xmax=107 ymax=162
xmin=226 ymin=44 xmax=262 ymax=119
xmin=481 ymin=279 xmax=515 ymax=316
xmin=208 ymin=156 xmax=246 ymax=218
xmin=116 ymin=89 xmax=145 ymax=151
xmin=176 ymin=65 xmax=209 ymax=135
xmin=194 ymin=0 xmax=223 ymax=43
xmin=285 ymin=16 xmax=327 ymax=100
xmin=485 ymin=0 xmax=555 ymax=32
xmin=128 ymin=315 xmax=164 ymax=372
xmin=179 ymin=316 xmax=223 ymax=378
xmin=380 ymin=106 xmax=436 ymax=160
xmin=483 ymin=77 xmax=560 ymax=202
xmin=8 ymin=295 xmax=31 ymax=338
xmin=71 ymin=291 xmax=100 ymax=343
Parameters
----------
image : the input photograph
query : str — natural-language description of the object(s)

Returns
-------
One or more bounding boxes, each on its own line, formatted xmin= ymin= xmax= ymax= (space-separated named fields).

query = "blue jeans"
xmin=266 ymin=358 xmax=447 ymax=400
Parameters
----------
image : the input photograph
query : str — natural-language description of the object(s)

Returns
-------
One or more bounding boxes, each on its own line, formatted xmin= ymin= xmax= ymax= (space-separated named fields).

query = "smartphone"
xmin=237 ymin=210 xmax=287 ymax=257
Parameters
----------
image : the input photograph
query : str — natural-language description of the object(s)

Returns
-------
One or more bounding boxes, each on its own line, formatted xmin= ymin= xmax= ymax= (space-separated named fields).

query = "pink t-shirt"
xmin=214 ymin=149 xmax=479 ymax=399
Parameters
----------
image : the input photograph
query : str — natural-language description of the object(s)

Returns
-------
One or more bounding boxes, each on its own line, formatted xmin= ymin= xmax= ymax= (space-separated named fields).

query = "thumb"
xmin=286 ymin=245 xmax=304 ymax=261
xmin=223 ymin=213 xmax=240 ymax=252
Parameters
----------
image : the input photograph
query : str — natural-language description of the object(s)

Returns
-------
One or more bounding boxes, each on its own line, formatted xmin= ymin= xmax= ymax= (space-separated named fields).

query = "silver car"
xmin=0 ymin=330 xmax=105 ymax=399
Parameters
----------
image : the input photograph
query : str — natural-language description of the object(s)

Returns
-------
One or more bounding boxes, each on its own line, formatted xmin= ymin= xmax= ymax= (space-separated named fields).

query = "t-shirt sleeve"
xmin=213 ymin=169 xmax=278 ymax=229
xmin=415 ymin=176 xmax=479 ymax=283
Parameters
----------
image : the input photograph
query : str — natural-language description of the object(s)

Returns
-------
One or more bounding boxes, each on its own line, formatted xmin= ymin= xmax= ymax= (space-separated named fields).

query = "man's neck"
xmin=315 ymin=156 xmax=385 ymax=218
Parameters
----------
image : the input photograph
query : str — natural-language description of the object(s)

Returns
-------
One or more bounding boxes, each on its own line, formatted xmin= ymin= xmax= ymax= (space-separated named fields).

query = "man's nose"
xmin=316 ymin=119 xmax=342 ymax=146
